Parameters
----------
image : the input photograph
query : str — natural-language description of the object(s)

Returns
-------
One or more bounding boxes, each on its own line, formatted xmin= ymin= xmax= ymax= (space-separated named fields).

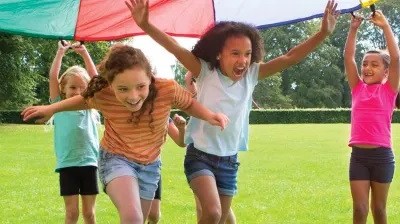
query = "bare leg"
xmin=191 ymin=175 xmax=221 ymax=224
xmin=218 ymin=195 xmax=233 ymax=224
xmin=225 ymin=208 xmax=236 ymax=224
xmin=147 ymin=199 xmax=161 ymax=224
xmin=106 ymin=176 xmax=143 ymax=224
xmin=350 ymin=180 xmax=370 ymax=224
xmin=370 ymin=181 xmax=391 ymax=224
xmin=81 ymin=195 xmax=96 ymax=224
xmin=64 ymin=195 xmax=79 ymax=224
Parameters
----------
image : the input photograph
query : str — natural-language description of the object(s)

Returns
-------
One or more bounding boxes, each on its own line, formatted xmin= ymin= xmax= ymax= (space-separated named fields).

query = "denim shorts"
xmin=350 ymin=146 xmax=395 ymax=183
xmin=184 ymin=143 xmax=240 ymax=196
xmin=98 ymin=149 xmax=161 ymax=200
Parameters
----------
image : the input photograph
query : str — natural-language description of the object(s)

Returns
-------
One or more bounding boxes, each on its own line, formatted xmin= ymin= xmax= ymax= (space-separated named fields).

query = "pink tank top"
xmin=349 ymin=80 xmax=397 ymax=148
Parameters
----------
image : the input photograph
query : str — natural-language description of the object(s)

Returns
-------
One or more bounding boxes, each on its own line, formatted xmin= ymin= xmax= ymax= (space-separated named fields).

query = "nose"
xmin=238 ymin=54 xmax=248 ymax=64
xmin=128 ymin=89 xmax=140 ymax=101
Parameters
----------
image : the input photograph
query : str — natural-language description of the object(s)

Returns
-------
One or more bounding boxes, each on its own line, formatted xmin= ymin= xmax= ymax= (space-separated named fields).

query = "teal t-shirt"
xmin=51 ymin=96 xmax=99 ymax=172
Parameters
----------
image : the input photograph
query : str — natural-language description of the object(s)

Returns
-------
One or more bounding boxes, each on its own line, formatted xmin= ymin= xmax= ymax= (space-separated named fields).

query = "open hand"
xmin=321 ymin=0 xmax=340 ymax=35
xmin=125 ymin=0 xmax=149 ymax=28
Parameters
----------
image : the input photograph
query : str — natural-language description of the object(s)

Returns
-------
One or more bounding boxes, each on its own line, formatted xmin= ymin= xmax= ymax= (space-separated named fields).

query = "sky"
xmin=128 ymin=36 xmax=198 ymax=79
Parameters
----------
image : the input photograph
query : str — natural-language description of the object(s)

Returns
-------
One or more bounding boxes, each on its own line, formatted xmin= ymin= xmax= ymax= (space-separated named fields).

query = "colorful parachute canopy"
xmin=0 ymin=0 xmax=362 ymax=41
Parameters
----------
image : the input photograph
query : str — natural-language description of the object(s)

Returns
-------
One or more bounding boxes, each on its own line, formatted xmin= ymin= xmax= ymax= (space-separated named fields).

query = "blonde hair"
xmin=58 ymin=65 xmax=91 ymax=99
xmin=45 ymin=65 xmax=101 ymax=131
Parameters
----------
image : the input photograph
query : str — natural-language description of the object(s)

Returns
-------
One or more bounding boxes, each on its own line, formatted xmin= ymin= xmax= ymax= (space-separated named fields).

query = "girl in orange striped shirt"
xmin=22 ymin=44 xmax=228 ymax=224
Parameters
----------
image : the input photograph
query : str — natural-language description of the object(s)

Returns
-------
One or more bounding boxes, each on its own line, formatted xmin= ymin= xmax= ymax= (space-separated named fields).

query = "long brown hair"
xmin=82 ymin=44 xmax=158 ymax=127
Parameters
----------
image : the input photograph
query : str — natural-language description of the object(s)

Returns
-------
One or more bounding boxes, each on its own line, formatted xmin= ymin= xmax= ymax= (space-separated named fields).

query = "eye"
xmin=137 ymin=84 xmax=146 ymax=90
xmin=118 ymin=87 xmax=128 ymax=92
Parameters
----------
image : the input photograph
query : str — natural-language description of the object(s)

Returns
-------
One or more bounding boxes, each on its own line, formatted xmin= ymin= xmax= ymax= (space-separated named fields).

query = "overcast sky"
xmin=128 ymin=36 xmax=198 ymax=79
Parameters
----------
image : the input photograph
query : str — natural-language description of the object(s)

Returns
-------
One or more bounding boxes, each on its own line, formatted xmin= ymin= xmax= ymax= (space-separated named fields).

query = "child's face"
xmin=218 ymin=36 xmax=252 ymax=82
xmin=111 ymin=67 xmax=151 ymax=112
xmin=63 ymin=75 xmax=88 ymax=99
xmin=361 ymin=53 xmax=388 ymax=85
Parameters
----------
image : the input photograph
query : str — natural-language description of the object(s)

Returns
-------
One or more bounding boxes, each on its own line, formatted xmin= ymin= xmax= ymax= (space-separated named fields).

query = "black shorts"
xmin=154 ymin=177 xmax=162 ymax=200
xmin=349 ymin=147 xmax=395 ymax=183
xmin=59 ymin=166 xmax=99 ymax=196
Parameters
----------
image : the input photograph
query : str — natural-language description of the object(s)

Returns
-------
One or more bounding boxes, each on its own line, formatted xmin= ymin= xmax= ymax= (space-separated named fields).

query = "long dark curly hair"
xmin=192 ymin=21 xmax=265 ymax=70
xmin=82 ymin=44 xmax=157 ymax=127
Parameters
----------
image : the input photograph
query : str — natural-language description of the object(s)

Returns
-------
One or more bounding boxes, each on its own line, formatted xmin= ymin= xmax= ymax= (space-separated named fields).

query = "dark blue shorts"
xmin=59 ymin=166 xmax=99 ymax=196
xmin=184 ymin=144 xmax=240 ymax=196
xmin=349 ymin=146 xmax=395 ymax=183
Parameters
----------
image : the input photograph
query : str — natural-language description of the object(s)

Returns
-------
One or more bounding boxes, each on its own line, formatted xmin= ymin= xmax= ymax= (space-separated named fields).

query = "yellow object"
xmin=360 ymin=0 xmax=379 ymax=8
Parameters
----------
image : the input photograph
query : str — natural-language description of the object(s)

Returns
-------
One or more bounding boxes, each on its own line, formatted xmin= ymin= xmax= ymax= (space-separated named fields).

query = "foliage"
xmin=0 ymin=35 xmax=110 ymax=110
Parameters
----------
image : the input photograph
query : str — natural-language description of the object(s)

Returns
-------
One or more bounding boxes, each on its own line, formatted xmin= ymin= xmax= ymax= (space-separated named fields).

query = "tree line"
xmin=0 ymin=1 xmax=398 ymax=110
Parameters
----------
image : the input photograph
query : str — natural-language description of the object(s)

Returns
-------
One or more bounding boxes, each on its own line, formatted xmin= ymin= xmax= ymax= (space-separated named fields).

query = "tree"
xmin=0 ymin=35 xmax=39 ymax=109
xmin=0 ymin=36 xmax=110 ymax=109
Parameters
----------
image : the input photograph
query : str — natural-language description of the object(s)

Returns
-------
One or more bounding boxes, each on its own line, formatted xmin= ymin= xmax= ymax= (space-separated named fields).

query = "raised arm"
xmin=21 ymin=95 xmax=89 ymax=123
xmin=371 ymin=11 xmax=400 ymax=91
xmin=344 ymin=15 xmax=363 ymax=89
xmin=125 ymin=0 xmax=201 ymax=76
xmin=258 ymin=0 xmax=339 ymax=79
xmin=72 ymin=42 xmax=98 ymax=78
xmin=167 ymin=114 xmax=187 ymax=147
xmin=49 ymin=41 xmax=69 ymax=100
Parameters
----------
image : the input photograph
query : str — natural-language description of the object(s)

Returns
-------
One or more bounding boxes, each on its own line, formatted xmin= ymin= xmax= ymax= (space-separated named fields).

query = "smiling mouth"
xmin=126 ymin=100 xmax=140 ymax=106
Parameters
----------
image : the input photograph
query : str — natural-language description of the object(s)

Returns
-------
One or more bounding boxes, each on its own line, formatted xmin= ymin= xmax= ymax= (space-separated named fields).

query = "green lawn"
xmin=1 ymin=124 xmax=400 ymax=223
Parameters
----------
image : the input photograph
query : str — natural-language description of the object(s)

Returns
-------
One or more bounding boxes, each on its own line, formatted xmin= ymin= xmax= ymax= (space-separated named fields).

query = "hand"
xmin=172 ymin=114 xmax=186 ymax=130
xmin=71 ymin=41 xmax=87 ymax=55
xmin=58 ymin=40 xmax=70 ymax=54
xmin=320 ymin=0 xmax=340 ymax=35
xmin=208 ymin=113 xmax=229 ymax=131
xmin=21 ymin=105 xmax=54 ymax=124
xmin=349 ymin=14 xmax=363 ymax=30
xmin=125 ymin=0 xmax=149 ymax=28
xmin=369 ymin=10 xmax=389 ymax=29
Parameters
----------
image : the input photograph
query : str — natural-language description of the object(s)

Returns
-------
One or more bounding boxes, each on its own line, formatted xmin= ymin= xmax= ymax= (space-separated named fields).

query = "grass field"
xmin=1 ymin=124 xmax=400 ymax=224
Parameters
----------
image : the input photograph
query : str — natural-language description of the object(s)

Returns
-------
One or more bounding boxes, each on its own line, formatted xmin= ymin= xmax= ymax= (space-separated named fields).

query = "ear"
xmin=216 ymin=54 xmax=221 ymax=60
xmin=384 ymin=68 xmax=389 ymax=77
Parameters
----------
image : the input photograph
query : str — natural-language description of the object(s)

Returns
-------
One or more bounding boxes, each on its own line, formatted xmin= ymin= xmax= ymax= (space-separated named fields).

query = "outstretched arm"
xmin=125 ymin=0 xmax=201 ymax=76
xmin=371 ymin=11 xmax=400 ymax=91
xmin=258 ymin=0 xmax=339 ymax=79
xmin=167 ymin=114 xmax=187 ymax=147
xmin=49 ymin=41 xmax=69 ymax=100
xmin=183 ymin=100 xmax=229 ymax=130
xmin=72 ymin=42 xmax=98 ymax=78
xmin=21 ymin=95 xmax=89 ymax=123
xmin=344 ymin=15 xmax=363 ymax=89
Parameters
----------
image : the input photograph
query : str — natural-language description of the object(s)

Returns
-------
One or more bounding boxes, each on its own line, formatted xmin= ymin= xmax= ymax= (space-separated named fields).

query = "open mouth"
xmin=126 ymin=100 xmax=140 ymax=106
xmin=233 ymin=67 xmax=246 ymax=77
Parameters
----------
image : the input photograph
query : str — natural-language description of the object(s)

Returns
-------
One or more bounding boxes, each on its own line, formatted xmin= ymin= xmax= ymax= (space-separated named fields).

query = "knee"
xmin=201 ymin=206 xmax=222 ymax=223
xmin=371 ymin=204 xmax=386 ymax=217
xmin=120 ymin=211 xmax=143 ymax=224
xmin=65 ymin=209 xmax=79 ymax=223
xmin=147 ymin=211 xmax=161 ymax=224
xmin=82 ymin=207 xmax=96 ymax=222
xmin=353 ymin=203 xmax=369 ymax=217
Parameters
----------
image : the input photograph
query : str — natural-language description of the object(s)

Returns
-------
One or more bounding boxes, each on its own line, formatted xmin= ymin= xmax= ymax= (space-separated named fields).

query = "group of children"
xmin=21 ymin=0 xmax=399 ymax=223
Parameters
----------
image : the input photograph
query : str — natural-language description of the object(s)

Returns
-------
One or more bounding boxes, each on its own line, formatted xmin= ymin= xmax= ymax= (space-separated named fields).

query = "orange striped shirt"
xmin=86 ymin=78 xmax=193 ymax=164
